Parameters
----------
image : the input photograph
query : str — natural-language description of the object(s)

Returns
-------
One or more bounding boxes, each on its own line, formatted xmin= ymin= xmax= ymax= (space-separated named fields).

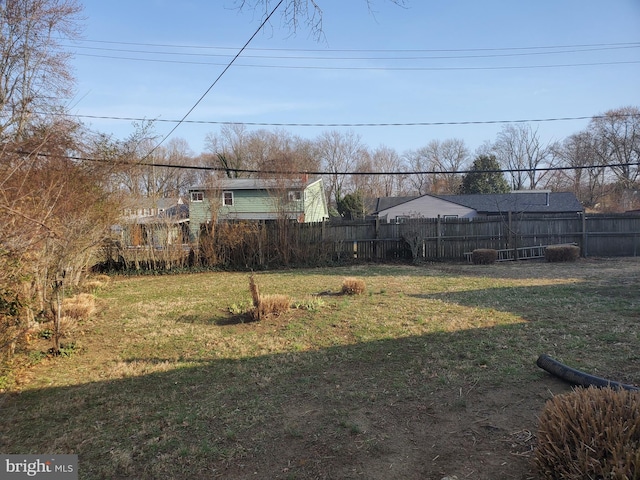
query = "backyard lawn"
xmin=1 ymin=258 xmax=638 ymax=479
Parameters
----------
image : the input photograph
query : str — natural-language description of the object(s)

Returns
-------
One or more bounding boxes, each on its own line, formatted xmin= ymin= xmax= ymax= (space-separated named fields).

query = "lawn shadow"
xmin=175 ymin=312 xmax=256 ymax=325
xmin=0 ymin=326 xmax=570 ymax=480
xmin=214 ymin=313 xmax=256 ymax=326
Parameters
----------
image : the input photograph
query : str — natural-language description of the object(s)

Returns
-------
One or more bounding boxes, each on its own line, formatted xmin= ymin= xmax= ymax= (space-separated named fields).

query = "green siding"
xmin=220 ymin=190 xmax=278 ymax=216
xmin=188 ymin=195 xmax=212 ymax=241
xmin=188 ymin=179 xmax=329 ymax=241
xmin=303 ymin=180 xmax=329 ymax=223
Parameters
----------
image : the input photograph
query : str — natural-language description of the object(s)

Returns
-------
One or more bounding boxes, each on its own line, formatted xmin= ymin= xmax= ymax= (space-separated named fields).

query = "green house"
xmin=188 ymin=177 xmax=329 ymax=242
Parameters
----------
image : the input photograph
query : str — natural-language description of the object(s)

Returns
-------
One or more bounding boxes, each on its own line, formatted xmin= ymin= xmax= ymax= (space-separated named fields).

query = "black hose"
xmin=536 ymin=354 xmax=639 ymax=392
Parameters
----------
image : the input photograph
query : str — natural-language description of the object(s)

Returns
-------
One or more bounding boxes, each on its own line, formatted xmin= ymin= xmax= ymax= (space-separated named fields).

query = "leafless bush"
xmin=341 ymin=277 xmax=366 ymax=295
xmin=251 ymin=294 xmax=291 ymax=321
xmin=545 ymin=245 xmax=580 ymax=262
xmin=535 ymin=386 xmax=640 ymax=479
xmin=62 ymin=293 xmax=96 ymax=320
xmin=82 ymin=275 xmax=110 ymax=293
xmin=471 ymin=249 xmax=498 ymax=265
xmin=248 ymin=274 xmax=290 ymax=320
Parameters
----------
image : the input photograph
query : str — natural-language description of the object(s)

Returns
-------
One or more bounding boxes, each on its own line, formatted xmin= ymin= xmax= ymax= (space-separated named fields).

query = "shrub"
xmin=63 ymin=293 xmax=96 ymax=320
xmin=534 ymin=386 xmax=640 ymax=479
xmin=471 ymin=249 xmax=498 ymax=265
xmin=82 ymin=274 xmax=110 ymax=292
xmin=248 ymin=274 xmax=290 ymax=321
xmin=545 ymin=244 xmax=580 ymax=262
xmin=251 ymin=294 xmax=291 ymax=321
xmin=341 ymin=277 xmax=366 ymax=295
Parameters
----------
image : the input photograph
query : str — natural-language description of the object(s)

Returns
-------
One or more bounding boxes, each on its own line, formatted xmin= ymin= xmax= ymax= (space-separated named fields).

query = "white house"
xmin=374 ymin=191 xmax=583 ymax=223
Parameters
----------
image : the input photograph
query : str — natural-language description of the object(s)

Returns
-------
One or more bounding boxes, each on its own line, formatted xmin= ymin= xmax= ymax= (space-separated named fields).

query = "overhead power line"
xmin=68 ymin=38 xmax=640 ymax=70
xmin=147 ymin=0 xmax=285 ymax=154
xmin=65 ymin=43 xmax=640 ymax=61
xmin=62 ymin=112 xmax=634 ymax=128
xmin=72 ymin=53 xmax=640 ymax=71
xmin=18 ymin=149 xmax=640 ymax=177
xmin=73 ymin=38 xmax=640 ymax=53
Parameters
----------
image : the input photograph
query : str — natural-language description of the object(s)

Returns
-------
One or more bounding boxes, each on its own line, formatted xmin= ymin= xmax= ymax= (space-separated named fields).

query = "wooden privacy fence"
xmin=113 ymin=213 xmax=640 ymax=270
xmin=298 ymin=213 xmax=640 ymax=261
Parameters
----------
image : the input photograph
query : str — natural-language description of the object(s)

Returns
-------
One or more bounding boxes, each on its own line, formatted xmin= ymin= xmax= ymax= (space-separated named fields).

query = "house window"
xmin=222 ymin=191 xmax=234 ymax=206
xmin=288 ymin=190 xmax=302 ymax=201
xmin=191 ymin=191 xmax=204 ymax=202
xmin=443 ymin=215 xmax=458 ymax=220
xmin=396 ymin=216 xmax=410 ymax=224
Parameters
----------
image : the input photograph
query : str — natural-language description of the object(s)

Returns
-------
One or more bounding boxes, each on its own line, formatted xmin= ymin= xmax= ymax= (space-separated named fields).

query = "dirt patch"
xmin=217 ymin=378 xmax=570 ymax=480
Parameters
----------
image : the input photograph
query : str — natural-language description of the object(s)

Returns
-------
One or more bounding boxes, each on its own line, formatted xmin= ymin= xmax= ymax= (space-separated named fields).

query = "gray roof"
xmin=370 ymin=191 xmax=583 ymax=215
xmin=436 ymin=192 xmax=583 ymax=214
xmin=368 ymin=196 xmax=418 ymax=213
xmin=191 ymin=177 xmax=319 ymax=191
xmin=122 ymin=196 xmax=184 ymax=210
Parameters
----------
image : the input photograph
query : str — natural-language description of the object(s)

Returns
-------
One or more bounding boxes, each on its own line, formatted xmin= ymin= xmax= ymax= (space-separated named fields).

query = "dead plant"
xmin=248 ymin=275 xmax=290 ymax=321
xmin=341 ymin=277 xmax=366 ymax=295
xmin=535 ymin=386 xmax=640 ymax=479
xmin=62 ymin=293 xmax=96 ymax=320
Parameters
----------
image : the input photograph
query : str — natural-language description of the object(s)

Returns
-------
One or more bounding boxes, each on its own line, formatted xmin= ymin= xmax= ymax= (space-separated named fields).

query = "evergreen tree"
xmin=336 ymin=191 xmax=365 ymax=220
xmin=460 ymin=155 xmax=510 ymax=194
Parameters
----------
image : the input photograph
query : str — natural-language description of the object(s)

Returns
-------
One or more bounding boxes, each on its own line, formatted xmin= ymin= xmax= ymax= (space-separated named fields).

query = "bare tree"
xmin=140 ymin=138 xmax=197 ymax=198
xmin=589 ymin=106 xmax=640 ymax=191
xmin=493 ymin=124 xmax=553 ymax=190
xmin=316 ymin=130 xmax=364 ymax=205
xmin=205 ymin=126 xmax=321 ymax=179
xmin=419 ymin=139 xmax=469 ymax=194
xmin=235 ymin=0 xmax=407 ymax=40
xmin=552 ymin=131 xmax=607 ymax=209
xmin=251 ymin=129 xmax=320 ymax=174
xmin=353 ymin=145 xmax=405 ymax=199
xmin=372 ymin=145 xmax=405 ymax=196
xmin=0 ymin=0 xmax=128 ymax=357
xmin=1 ymin=119 xmax=119 ymax=354
xmin=0 ymin=0 xmax=82 ymax=139
xmin=205 ymin=124 xmax=252 ymax=178
xmin=403 ymin=147 xmax=436 ymax=195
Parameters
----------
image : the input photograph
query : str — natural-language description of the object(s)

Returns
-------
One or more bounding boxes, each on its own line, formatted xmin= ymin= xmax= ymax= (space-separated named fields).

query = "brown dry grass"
xmin=62 ymin=293 xmax=96 ymax=320
xmin=535 ymin=386 xmax=640 ymax=479
xmin=251 ymin=293 xmax=291 ymax=321
xmin=341 ymin=276 xmax=366 ymax=295
xmin=249 ymin=274 xmax=291 ymax=320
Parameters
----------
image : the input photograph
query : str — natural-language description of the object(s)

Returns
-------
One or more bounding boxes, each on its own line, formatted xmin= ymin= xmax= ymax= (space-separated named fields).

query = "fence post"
xmin=375 ymin=217 xmax=380 ymax=259
xmin=581 ymin=213 xmax=588 ymax=257
xmin=508 ymin=211 xmax=519 ymax=261
xmin=437 ymin=215 xmax=442 ymax=259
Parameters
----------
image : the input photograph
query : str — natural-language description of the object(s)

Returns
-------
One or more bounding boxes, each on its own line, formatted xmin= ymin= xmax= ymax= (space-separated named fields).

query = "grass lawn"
xmin=1 ymin=258 xmax=638 ymax=479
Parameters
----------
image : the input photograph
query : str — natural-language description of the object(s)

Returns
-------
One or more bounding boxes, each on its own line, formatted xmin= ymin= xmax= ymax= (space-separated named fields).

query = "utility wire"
xmin=65 ymin=43 xmax=640 ymax=60
xmin=146 ymin=0 xmax=285 ymax=156
xmin=73 ymin=53 xmax=640 ymax=71
xmin=58 ymin=112 xmax=636 ymax=128
xmin=72 ymin=38 xmax=640 ymax=53
xmin=17 ymin=149 xmax=640 ymax=177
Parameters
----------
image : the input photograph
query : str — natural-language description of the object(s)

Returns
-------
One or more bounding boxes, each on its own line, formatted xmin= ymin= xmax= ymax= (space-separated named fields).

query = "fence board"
xmin=305 ymin=213 xmax=640 ymax=260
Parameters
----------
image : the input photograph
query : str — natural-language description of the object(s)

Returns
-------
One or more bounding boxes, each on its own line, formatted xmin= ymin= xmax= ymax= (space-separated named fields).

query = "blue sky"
xmin=69 ymin=0 xmax=640 ymax=157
